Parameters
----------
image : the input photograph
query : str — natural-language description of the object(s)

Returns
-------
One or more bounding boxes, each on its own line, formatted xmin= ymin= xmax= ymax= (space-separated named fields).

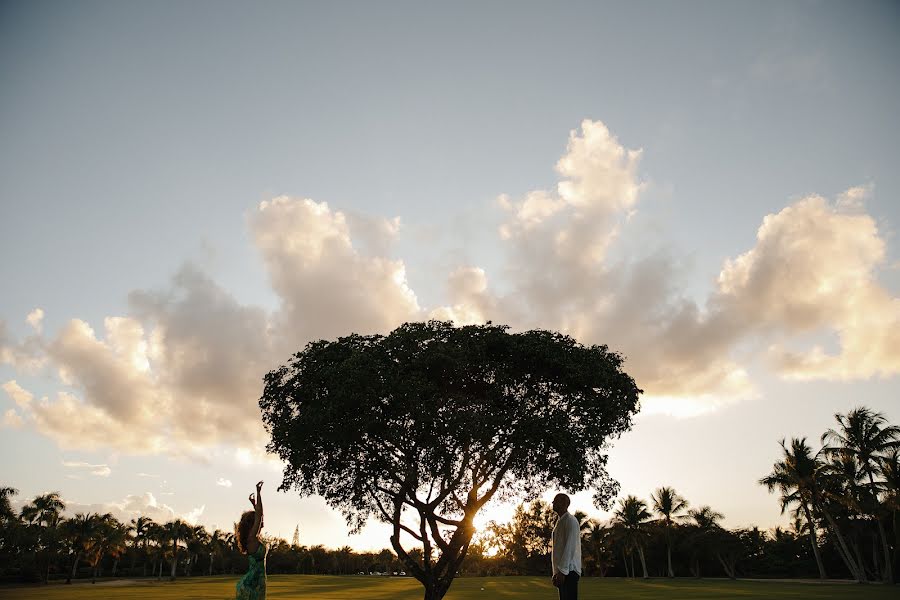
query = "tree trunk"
xmin=66 ymin=551 xmax=81 ymax=584
xmin=637 ymin=544 xmax=649 ymax=579
xmin=112 ymin=558 xmax=118 ymax=577
xmin=666 ymin=536 xmax=674 ymax=578
xmin=893 ymin=510 xmax=900 ymax=581
xmin=850 ymin=536 xmax=868 ymax=582
xmin=170 ymin=539 xmax=178 ymax=581
xmin=622 ymin=549 xmax=630 ymax=578
xmin=802 ymin=502 xmax=827 ymax=579
xmin=820 ymin=504 xmax=864 ymax=582
xmin=716 ymin=553 xmax=736 ymax=579
xmin=868 ymin=471 xmax=894 ymax=583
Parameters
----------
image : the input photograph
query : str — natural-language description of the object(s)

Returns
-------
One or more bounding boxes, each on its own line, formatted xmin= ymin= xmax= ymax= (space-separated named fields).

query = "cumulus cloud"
xmin=65 ymin=491 xmax=204 ymax=526
xmin=2 ymin=380 xmax=33 ymax=408
xmin=0 ymin=199 xmax=424 ymax=454
xmin=216 ymin=478 xmax=232 ymax=488
xmin=129 ymin=264 xmax=274 ymax=447
xmin=0 ymin=319 xmax=45 ymax=372
xmin=428 ymin=267 xmax=496 ymax=325
xmin=2 ymin=119 xmax=898 ymax=457
xmin=2 ymin=409 xmax=23 ymax=428
xmin=714 ymin=193 xmax=899 ymax=380
xmin=26 ymin=308 xmax=44 ymax=333
xmin=250 ymin=197 xmax=420 ymax=348
xmin=438 ymin=120 xmax=754 ymax=411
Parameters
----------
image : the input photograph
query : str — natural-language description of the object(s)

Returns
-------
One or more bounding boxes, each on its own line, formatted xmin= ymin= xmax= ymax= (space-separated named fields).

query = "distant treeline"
xmin=1 ymin=406 xmax=896 ymax=584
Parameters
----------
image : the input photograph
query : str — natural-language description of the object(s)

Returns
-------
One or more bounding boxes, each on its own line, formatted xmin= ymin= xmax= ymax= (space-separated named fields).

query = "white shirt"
xmin=551 ymin=511 xmax=582 ymax=576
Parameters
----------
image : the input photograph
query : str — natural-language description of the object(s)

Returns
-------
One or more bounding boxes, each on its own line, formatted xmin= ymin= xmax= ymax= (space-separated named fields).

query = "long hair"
xmin=235 ymin=510 xmax=256 ymax=554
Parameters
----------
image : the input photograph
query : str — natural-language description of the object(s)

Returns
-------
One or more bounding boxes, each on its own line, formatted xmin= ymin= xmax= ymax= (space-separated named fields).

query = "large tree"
xmin=261 ymin=321 xmax=641 ymax=600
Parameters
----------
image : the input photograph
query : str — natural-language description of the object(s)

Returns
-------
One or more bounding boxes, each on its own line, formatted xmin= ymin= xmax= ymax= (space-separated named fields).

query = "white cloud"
xmin=183 ymin=504 xmax=206 ymax=525
xmin=62 ymin=461 xmax=112 ymax=477
xmin=0 ymin=320 xmax=45 ymax=372
xmin=250 ymin=197 xmax=421 ymax=348
xmin=716 ymin=193 xmax=899 ymax=380
xmin=2 ymin=409 xmax=23 ymax=428
xmin=428 ymin=267 xmax=495 ymax=326
xmin=26 ymin=308 xmax=44 ymax=333
xmin=2 ymin=380 xmax=33 ymax=408
xmin=63 ymin=491 xmax=206 ymax=527
xmin=216 ymin=478 xmax=232 ymax=488
xmin=2 ymin=120 xmax=898 ymax=459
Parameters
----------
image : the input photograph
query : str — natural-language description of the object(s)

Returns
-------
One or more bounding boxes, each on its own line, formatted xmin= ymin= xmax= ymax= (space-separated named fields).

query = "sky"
xmin=1 ymin=0 xmax=899 ymax=551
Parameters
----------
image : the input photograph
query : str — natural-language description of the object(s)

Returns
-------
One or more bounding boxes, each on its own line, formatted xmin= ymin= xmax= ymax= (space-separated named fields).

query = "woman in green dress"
xmin=236 ymin=480 xmax=267 ymax=600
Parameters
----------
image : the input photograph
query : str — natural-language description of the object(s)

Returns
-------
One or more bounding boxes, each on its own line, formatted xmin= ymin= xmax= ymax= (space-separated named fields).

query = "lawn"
xmin=2 ymin=575 xmax=895 ymax=600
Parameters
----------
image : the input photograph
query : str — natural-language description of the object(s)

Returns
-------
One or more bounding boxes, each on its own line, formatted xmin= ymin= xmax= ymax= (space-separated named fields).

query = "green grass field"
xmin=2 ymin=575 xmax=895 ymax=600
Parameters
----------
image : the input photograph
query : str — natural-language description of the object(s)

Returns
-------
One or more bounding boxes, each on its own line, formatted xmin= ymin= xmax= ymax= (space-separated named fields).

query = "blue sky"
xmin=1 ymin=1 xmax=899 ymax=550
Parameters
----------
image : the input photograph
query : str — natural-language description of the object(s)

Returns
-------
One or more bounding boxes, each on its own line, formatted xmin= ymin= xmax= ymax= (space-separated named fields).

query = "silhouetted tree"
xmin=822 ymin=407 xmax=899 ymax=583
xmin=260 ymin=321 xmax=641 ymax=600
xmin=760 ymin=438 xmax=829 ymax=579
xmin=651 ymin=486 xmax=689 ymax=577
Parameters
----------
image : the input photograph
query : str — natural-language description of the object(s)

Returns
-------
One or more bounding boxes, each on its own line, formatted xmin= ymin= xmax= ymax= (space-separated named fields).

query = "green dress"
xmin=236 ymin=541 xmax=267 ymax=600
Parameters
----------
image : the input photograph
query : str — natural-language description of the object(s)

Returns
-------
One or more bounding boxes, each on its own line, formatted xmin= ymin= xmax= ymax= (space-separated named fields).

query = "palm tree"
xmin=147 ymin=522 xmax=168 ymax=579
xmin=651 ymin=486 xmax=689 ymax=577
xmin=0 ymin=486 xmax=18 ymax=523
xmin=107 ymin=520 xmax=133 ymax=577
xmin=820 ymin=447 xmax=873 ymax=579
xmin=83 ymin=513 xmax=116 ymax=583
xmin=130 ymin=516 xmax=155 ymax=576
xmin=208 ymin=529 xmax=227 ymax=576
xmin=683 ymin=505 xmax=724 ymax=578
xmin=165 ymin=519 xmax=190 ymax=581
xmin=20 ymin=492 xmax=66 ymax=583
xmin=184 ymin=524 xmax=209 ymax=576
xmin=582 ymin=520 xmax=614 ymax=577
xmin=880 ymin=448 xmax=900 ymax=578
xmin=822 ymin=407 xmax=900 ymax=583
xmin=760 ymin=438 xmax=829 ymax=580
xmin=613 ymin=495 xmax=651 ymax=578
xmin=63 ymin=512 xmax=99 ymax=584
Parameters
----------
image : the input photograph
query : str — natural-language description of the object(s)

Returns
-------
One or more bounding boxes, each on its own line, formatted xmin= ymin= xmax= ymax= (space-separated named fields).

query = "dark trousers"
xmin=557 ymin=572 xmax=579 ymax=600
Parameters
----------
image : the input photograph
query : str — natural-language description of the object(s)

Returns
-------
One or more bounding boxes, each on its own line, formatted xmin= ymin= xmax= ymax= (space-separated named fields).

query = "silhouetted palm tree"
xmin=20 ymin=492 xmax=66 ymax=582
xmin=760 ymin=438 xmax=829 ymax=580
xmin=165 ymin=519 xmax=190 ymax=581
xmin=130 ymin=516 xmax=155 ymax=576
xmin=613 ymin=495 xmax=651 ymax=578
xmin=581 ymin=520 xmax=614 ymax=577
xmin=0 ymin=486 xmax=17 ymax=523
xmin=184 ymin=524 xmax=208 ymax=576
xmin=63 ymin=512 xmax=98 ymax=584
xmin=83 ymin=513 xmax=117 ymax=583
xmin=651 ymin=486 xmax=689 ymax=577
xmin=208 ymin=528 xmax=227 ymax=575
xmin=880 ymin=448 xmax=900 ymax=578
xmin=822 ymin=407 xmax=900 ymax=582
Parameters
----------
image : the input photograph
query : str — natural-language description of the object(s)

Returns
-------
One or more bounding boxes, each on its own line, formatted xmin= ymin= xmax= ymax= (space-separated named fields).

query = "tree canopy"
xmin=260 ymin=320 xmax=641 ymax=599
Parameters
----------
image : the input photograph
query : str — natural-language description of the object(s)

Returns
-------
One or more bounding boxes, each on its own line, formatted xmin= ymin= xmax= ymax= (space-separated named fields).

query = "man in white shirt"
xmin=550 ymin=493 xmax=582 ymax=599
